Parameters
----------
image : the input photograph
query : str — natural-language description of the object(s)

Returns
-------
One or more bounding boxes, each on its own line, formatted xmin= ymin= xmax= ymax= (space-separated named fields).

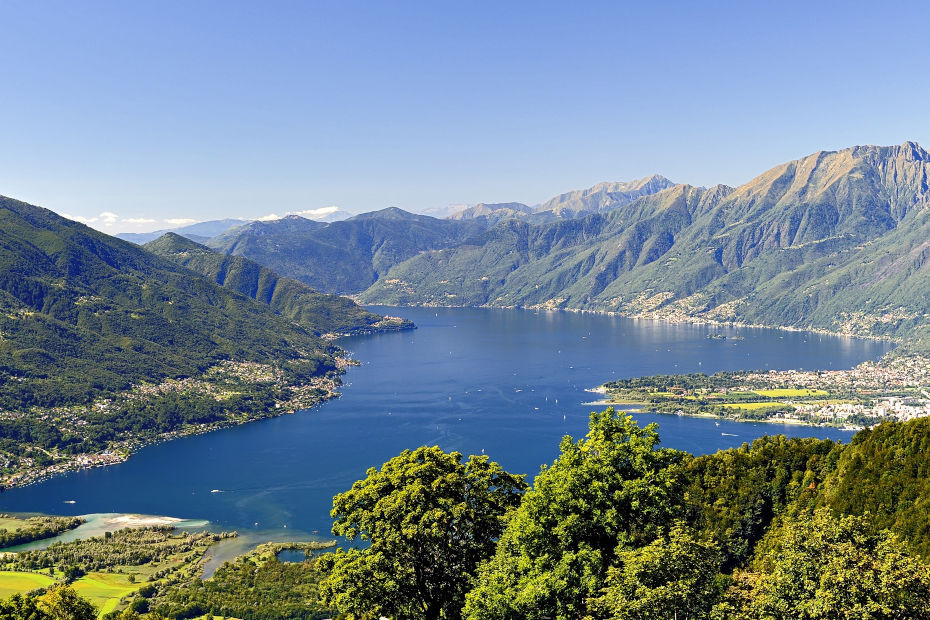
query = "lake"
xmin=0 ymin=307 xmax=892 ymax=539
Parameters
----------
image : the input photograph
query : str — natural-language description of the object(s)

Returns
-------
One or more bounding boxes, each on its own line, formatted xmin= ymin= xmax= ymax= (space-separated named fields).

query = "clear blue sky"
xmin=1 ymin=0 xmax=928 ymax=232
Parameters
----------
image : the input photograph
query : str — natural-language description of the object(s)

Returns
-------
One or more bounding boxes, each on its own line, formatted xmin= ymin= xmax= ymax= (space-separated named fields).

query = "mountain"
xmin=116 ymin=218 xmax=246 ymax=244
xmin=0 ymin=195 xmax=394 ymax=411
xmin=360 ymin=143 xmax=930 ymax=347
xmin=144 ymin=233 xmax=413 ymax=336
xmin=206 ymin=215 xmax=329 ymax=252
xmin=534 ymin=174 xmax=678 ymax=218
xmin=205 ymin=207 xmax=485 ymax=294
xmin=445 ymin=177 xmax=676 ymax=227
xmin=448 ymin=202 xmax=535 ymax=226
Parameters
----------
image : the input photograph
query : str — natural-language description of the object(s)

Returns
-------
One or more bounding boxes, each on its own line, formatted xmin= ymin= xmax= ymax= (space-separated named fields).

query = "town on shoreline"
xmin=600 ymin=353 xmax=930 ymax=431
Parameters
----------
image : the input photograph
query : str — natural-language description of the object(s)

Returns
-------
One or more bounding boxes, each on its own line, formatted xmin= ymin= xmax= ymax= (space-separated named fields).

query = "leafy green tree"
xmin=464 ymin=408 xmax=687 ymax=619
xmin=319 ymin=446 xmax=526 ymax=620
xmin=36 ymin=584 xmax=97 ymax=620
xmin=0 ymin=593 xmax=44 ymax=620
xmin=815 ymin=418 xmax=930 ymax=559
xmin=719 ymin=509 xmax=930 ymax=619
xmin=591 ymin=523 xmax=723 ymax=619
xmin=684 ymin=435 xmax=838 ymax=569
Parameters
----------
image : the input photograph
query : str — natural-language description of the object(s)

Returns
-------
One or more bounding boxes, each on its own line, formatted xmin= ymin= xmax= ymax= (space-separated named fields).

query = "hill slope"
xmin=361 ymin=143 xmax=930 ymax=346
xmin=0 ymin=196 xmax=347 ymax=409
xmin=115 ymin=218 xmax=246 ymax=244
xmin=144 ymin=233 xmax=413 ymax=336
xmin=206 ymin=208 xmax=485 ymax=293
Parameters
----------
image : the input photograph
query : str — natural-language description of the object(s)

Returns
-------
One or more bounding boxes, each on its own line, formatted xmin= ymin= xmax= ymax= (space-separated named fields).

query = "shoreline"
xmin=1 ymin=365 xmax=350 ymax=491
xmin=588 ymin=399 xmax=863 ymax=432
xmin=3 ymin=307 xmax=891 ymax=492
xmin=372 ymin=301 xmax=900 ymax=347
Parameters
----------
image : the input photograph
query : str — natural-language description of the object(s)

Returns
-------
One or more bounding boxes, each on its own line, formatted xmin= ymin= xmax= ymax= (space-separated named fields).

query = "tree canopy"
xmin=720 ymin=509 xmax=930 ymax=619
xmin=319 ymin=445 xmax=526 ymax=619
xmin=464 ymin=408 xmax=687 ymax=618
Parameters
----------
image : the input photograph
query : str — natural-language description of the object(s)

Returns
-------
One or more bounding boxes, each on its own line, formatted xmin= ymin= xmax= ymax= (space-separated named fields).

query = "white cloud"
xmin=61 ymin=212 xmax=98 ymax=224
xmin=294 ymin=206 xmax=340 ymax=218
xmin=255 ymin=205 xmax=344 ymax=222
xmin=123 ymin=217 xmax=157 ymax=224
xmin=61 ymin=211 xmax=122 ymax=226
xmin=164 ymin=218 xmax=197 ymax=226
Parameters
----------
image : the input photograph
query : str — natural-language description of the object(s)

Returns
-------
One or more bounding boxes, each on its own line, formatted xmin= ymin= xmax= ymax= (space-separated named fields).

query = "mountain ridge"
xmin=359 ymin=142 xmax=930 ymax=349
xmin=144 ymin=233 xmax=413 ymax=336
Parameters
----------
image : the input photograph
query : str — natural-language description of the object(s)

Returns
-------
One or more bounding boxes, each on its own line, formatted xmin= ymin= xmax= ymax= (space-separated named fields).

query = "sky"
xmin=1 ymin=1 xmax=929 ymax=233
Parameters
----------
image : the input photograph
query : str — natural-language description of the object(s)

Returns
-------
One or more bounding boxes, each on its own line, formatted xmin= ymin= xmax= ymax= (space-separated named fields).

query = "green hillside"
xmin=0 ymin=196 xmax=346 ymax=410
xmin=361 ymin=142 xmax=930 ymax=347
xmin=205 ymin=207 xmax=485 ymax=294
xmin=144 ymin=233 xmax=413 ymax=337
xmin=0 ymin=195 xmax=413 ymax=485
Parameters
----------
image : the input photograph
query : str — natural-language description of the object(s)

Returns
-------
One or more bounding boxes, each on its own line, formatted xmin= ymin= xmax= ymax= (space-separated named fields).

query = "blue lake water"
xmin=0 ymin=307 xmax=892 ymax=539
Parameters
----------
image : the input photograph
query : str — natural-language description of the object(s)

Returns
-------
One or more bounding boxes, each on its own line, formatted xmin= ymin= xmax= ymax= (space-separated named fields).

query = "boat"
xmin=63 ymin=500 xmax=76 ymax=504
xmin=210 ymin=489 xmax=222 ymax=493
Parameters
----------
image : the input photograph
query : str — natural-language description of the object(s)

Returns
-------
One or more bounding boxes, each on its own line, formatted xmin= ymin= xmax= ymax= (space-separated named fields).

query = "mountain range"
xmin=143 ymin=233 xmax=412 ymax=336
xmin=203 ymin=208 xmax=486 ymax=294
xmin=356 ymin=142 xmax=930 ymax=348
xmin=0 ymin=197 xmax=398 ymax=411
xmin=115 ymin=218 xmax=246 ymax=244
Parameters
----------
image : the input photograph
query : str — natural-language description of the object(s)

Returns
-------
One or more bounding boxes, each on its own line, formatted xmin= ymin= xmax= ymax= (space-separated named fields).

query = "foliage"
xmin=0 ymin=585 xmax=95 ymax=620
xmin=718 ymin=509 xmax=930 ymax=619
xmin=150 ymin=551 xmax=331 ymax=620
xmin=36 ymin=584 xmax=97 ymax=620
xmin=684 ymin=435 xmax=837 ymax=568
xmin=463 ymin=408 xmax=686 ymax=619
xmin=590 ymin=523 xmax=723 ymax=620
xmin=0 ymin=517 xmax=84 ymax=550
xmin=319 ymin=445 xmax=526 ymax=620
xmin=1 ymin=527 xmax=230 ymax=574
xmin=815 ymin=418 xmax=930 ymax=560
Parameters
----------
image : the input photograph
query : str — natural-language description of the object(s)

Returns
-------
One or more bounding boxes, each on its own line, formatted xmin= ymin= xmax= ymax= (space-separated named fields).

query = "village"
xmin=603 ymin=353 xmax=930 ymax=430
xmin=0 ymin=359 xmax=349 ymax=489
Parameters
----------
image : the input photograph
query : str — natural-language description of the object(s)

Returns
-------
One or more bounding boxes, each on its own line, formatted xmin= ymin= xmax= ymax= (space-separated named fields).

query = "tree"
xmin=319 ymin=446 xmax=526 ymax=620
xmin=464 ymin=408 xmax=687 ymax=619
xmin=36 ymin=584 xmax=97 ymax=620
xmin=591 ymin=523 xmax=723 ymax=619
xmin=0 ymin=593 xmax=43 ymax=620
xmin=719 ymin=509 xmax=930 ymax=619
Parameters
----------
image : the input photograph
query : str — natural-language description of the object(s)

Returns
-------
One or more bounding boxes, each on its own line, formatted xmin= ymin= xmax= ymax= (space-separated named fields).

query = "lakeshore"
xmin=600 ymin=353 xmax=930 ymax=431
xmin=0 ymin=307 xmax=889 ymax=535
xmin=0 ymin=359 xmax=351 ymax=491
xmin=0 ymin=308 xmax=894 ymax=491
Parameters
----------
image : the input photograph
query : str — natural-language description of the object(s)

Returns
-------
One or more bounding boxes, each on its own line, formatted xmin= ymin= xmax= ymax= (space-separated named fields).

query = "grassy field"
xmin=753 ymin=389 xmax=829 ymax=398
xmin=0 ymin=517 xmax=25 ymax=532
xmin=72 ymin=572 xmax=139 ymax=616
xmin=0 ymin=571 xmax=55 ymax=598
xmin=722 ymin=401 xmax=787 ymax=410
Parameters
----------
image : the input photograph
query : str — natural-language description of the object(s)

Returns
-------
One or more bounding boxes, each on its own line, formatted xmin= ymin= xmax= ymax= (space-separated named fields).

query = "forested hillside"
xmin=361 ymin=143 xmax=930 ymax=347
xmin=0 ymin=196 xmax=340 ymax=409
xmin=0 ymin=195 xmax=403 ymax=485
xmin=205 ymin=208 xmax=485 ymax=293
xmin=144 ymin=233 xmax=413 ymax=337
